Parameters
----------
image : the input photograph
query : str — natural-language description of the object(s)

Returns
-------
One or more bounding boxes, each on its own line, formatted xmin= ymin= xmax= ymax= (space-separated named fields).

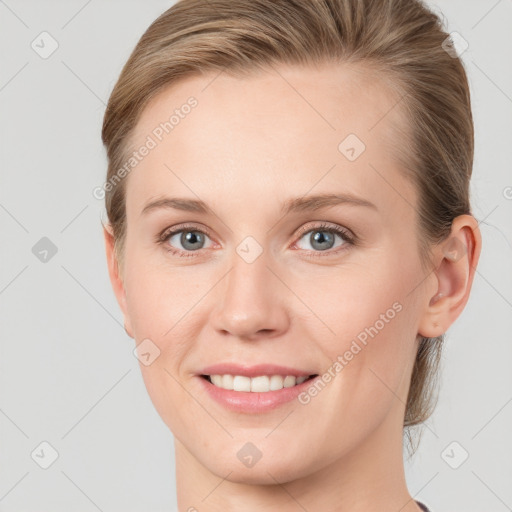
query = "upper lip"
xmin=199 ymin=363 xmax=317 ymax=378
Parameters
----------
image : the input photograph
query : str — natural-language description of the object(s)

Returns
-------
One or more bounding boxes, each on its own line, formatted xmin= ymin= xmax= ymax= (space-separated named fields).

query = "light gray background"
xmin=1 ymin=1 xmax=511 ymax=511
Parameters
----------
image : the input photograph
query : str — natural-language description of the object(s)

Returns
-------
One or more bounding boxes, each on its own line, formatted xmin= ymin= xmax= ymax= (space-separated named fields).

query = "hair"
xmin=101 ymin=0 xmax=474 ymax=451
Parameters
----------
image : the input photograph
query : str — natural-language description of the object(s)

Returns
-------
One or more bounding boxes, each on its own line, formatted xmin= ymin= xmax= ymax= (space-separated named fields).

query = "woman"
xmin=101 ymin=1 xmax=481 ymax=510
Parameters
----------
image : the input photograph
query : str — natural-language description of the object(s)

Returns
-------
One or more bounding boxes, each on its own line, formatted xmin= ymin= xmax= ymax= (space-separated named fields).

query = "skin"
xmin=104 ymin=62 xmax=481 ymax=512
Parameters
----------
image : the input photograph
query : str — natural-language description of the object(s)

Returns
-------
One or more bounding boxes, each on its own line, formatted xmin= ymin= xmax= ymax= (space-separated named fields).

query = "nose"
xmin=210 ymin=247 xmax=290 ymax=341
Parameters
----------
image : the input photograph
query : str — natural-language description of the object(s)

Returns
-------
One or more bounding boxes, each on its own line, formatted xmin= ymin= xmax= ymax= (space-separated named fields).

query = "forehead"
xmin=126 ymin=62 xmax=413 ymax=217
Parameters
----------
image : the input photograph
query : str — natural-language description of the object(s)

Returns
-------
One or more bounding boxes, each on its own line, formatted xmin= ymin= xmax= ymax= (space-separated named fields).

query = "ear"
xmin=103 ymin=224 xmax=134 ymax=338
xmin=418 ymin=214 xmax=482 ymax=338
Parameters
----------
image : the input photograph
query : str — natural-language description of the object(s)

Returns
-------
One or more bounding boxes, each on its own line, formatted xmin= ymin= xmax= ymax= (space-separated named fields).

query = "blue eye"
xmin=168 ymin=230 xmax=209 ymax=251
xmin=158 ymin=224 xmax=213 ymax=257
xmin=157 ymin=222 xmax=355 ymax=258
xmin=294 ymin=222 xmax=354 ymax=256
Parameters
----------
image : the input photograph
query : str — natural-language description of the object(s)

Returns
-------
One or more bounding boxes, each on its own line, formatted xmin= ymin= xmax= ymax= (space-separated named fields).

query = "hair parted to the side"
xmin=101 ymin=0 xmax=474 ymax=452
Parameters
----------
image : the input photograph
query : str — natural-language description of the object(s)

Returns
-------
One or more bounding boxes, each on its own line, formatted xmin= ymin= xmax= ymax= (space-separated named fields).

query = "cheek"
xmin=298 ymin=252 xmax=419 ymax=351
xmin=122 ymin=255 xmax=215 ymax=423
xmin=124 ymin=277 xmax=199 ymax=440
xmin=124 ymin=250 xmax=204 ymax=340
xmin=288 ymin=270 xmax=419 ymax=460
xmin=295 ymin=252 xmax=421 ymax=406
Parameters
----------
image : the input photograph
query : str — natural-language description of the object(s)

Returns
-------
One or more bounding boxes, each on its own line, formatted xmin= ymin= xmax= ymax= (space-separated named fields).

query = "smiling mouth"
xmin=201 ymin=374 xmax=318 ymax=392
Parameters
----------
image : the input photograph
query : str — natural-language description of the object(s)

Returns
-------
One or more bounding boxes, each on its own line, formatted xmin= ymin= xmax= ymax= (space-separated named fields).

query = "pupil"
xmin=182 ymin=231 xmax=203 ymax=250
xmin=311 ymin=230 xmax=334 ymax=251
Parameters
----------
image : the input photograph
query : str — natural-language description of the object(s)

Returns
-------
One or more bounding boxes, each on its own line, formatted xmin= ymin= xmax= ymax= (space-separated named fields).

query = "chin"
xmin=200 ymin=450 xmax=315 ymax=485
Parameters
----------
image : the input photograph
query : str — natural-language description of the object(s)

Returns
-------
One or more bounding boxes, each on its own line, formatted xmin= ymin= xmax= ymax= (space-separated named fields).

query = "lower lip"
xmin=197 ymin=375 xmax=319 ymax=413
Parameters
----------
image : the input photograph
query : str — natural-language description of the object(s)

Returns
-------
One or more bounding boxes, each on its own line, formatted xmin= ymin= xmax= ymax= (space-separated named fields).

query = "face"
xmin=109 ymin=63 xmax=435 ymax=483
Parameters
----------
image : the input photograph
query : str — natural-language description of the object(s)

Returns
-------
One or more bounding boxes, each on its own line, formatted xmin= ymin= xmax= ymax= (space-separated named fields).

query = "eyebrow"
xmin=280 ymin=193 xmax=377 ymax=214
xmin=140 ymin=193 xmax=377 ymax=217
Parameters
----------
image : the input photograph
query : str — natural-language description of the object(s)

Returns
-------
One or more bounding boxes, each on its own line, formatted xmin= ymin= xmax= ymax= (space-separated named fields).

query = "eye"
xmin=157 ymin=221 xmax=355 ymax=258
xmin=293 ymin=222 xmax=354 ymax=256
xmin=157 ymin=223 xmax=214 ymax=257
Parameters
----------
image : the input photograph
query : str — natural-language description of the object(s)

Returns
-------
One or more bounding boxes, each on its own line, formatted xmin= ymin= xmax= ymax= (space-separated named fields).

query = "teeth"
xmin=222 ymin=374 xmax=234 ymax=390
xmin=270 ymin=375 xmax=283 ymax=390
xmin=210 ymin=375 xmax=223 ymax=387
xmin=207 ymin=374 xmax=311 ymax=392
xmin=233 ymin=375 xmax=251 ymax=392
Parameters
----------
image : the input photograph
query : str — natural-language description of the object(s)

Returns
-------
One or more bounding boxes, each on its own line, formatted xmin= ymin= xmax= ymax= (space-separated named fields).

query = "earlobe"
xmin=418 ymin=214 xmax=481 ymax=338
xmin=103 ymin=225 xmax=134 ymax=338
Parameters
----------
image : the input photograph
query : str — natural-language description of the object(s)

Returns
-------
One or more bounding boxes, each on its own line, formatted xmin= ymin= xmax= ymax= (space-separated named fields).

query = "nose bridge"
xmin=228 ymin=239 xmax=269 ymax=298
xmin=212 ymin=237 xmax=287 ymax=338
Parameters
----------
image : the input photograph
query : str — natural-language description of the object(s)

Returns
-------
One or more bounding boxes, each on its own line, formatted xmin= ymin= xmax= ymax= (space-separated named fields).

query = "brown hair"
xmin=101 ymin=0 xmax=474 ymax=446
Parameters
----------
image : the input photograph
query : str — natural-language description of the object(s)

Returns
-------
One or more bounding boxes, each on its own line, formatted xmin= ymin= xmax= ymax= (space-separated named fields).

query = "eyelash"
xmin=156 ymin=222 xmax=356 ymax=259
